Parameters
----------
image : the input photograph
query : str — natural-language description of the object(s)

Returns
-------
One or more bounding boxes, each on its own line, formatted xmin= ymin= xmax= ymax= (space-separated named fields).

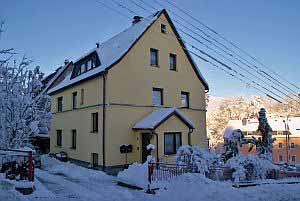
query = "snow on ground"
xmin=1 ymin=155 xmax=300 ymax=201
xmin=155 ymin=173 xmax=300 ymax=201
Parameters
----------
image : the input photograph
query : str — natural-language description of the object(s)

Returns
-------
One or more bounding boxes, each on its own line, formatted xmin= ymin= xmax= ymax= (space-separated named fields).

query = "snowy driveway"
xmin=2 ymin=156 xmax=300 ymax=201
xmin=35 ymin=169 xmax=143 ymax=201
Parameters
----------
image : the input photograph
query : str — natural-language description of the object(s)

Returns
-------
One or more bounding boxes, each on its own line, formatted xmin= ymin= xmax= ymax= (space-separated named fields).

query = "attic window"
xmin=161 ymin=24 xmax=167 ymax=33
xmin=71 ymin=52 xmax=100 ymax=79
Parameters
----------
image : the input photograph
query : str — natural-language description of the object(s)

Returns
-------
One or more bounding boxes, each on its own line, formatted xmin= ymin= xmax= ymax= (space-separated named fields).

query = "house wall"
xmin=49 ymin=12 xmax=208 ymax=168
xmin=104 ymin=13 xmax=207 ymax=166
xmin=154 ymin=115 xmax=190 ymax=163
xmin=50 ymin=76 xmax=104 ymax=164
xmin=239 ymin=136 xmax=300 ymax=164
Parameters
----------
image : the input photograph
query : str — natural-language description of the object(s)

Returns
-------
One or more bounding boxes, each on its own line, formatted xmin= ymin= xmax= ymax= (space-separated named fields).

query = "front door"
xmin=141 ymin=133 xmax=151 ymax=163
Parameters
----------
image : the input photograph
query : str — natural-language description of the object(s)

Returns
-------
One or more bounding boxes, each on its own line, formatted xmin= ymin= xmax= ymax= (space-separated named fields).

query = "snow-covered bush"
xmin=226 ymin=154 xmax=278 ymax=182
xmin=176 ymin=145 xmax=218 ymax=174
xmin=223 ymin=129 xmax=244 ymax=161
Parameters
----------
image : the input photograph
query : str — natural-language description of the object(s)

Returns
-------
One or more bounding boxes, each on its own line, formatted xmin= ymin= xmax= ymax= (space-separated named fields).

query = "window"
xmin=150 ymin=48 xmax=159 ymax=66
xmin=164 ymin=132 xmax=182 ymax=155
xmin=56 ymin=130 xmax=62 ymax=147
xmin=169 ymin=53 xmax=177 ymax=71
xmin=81 ymin=63 xmax=86 ymax=73
xmin=291 ymin=143 xmax=295 ymax=148
xmin=57 ymin=97 xmax=63 ymax=112
xmin=277 ymin=131 xmax=283 ymax=135
xmin=87 ymin=60 xmax=92 ymax=71
xmin=71 ymin=52 xmax=100 ymax=79
xmin=278 ymin=142 xmax=283 ymax=148
xmin=161 ymin=24 xmax=167 ymax=33
xmin=152 ymin=88 xmax=163 ymax=106
xmin=92 ymin=113 xmax=98 ymax=132
xmin=292 ymin=156 xmax=296 ymax=162
xmin=71 ymin=129 xmax=76 ymax=149
xmin=181 ymin=91 xmax=189 ymax=108
xmin=279 ymin=155 xmax=283 ymax=162
xmin=72 ymin=92 xmax=77 ymax=109
xmin=91 ymin=153 xmax=98 ymax=167
xmin=80 ymin=89 xmax=84 ymax=105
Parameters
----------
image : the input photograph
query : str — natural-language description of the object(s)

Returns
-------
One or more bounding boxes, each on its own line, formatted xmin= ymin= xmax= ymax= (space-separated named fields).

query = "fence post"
xmin=28 ymin=151 xmax=33 ymax=182
xmin=146 ymin=162 xmax=155 ymax=194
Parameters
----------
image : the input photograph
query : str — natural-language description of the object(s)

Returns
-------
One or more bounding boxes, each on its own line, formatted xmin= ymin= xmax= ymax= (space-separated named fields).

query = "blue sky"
xmin=1 ymin=0 xmax=299 ymax=97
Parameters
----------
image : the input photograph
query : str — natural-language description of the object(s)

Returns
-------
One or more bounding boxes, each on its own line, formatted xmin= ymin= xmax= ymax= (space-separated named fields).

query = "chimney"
xmin=132 ymin=16 xmax=143 ymax=24
xmin=64 ymin=59 xmax=69 ymax=65
xmin=96 ymin=42 xmax=100 ymax=48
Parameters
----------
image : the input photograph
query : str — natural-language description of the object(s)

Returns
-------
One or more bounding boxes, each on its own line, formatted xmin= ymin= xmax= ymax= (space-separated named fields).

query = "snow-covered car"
xmin=55 ymin=151 xmax=68 ymax=162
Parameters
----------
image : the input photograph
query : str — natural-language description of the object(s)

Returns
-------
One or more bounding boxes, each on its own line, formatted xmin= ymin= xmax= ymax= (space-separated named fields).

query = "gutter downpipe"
xmin=188 ymin=128 xmax=194 ymax=146
xmin=151 ymin=130 xmax=159 ymax=162
xmin=102 ymin=71 xmax=107 ymax=171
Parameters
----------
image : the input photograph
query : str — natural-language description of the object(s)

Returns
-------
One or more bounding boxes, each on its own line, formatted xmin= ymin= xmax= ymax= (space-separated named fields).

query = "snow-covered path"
xmin=35 ymin=169 xmax=146 ymax=201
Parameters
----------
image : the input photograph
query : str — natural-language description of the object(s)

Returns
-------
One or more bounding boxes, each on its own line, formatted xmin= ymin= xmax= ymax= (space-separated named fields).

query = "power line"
xmin=95 ymin=0 xmax=286 ymax=103
xmin=110 ymin=0 xmax=139 ymax=16
xmin=96 ymin=0 xmax=131 ymax=19
xmin=149 ymin=0 xmax=300 ymax=100
xmin=163 ymin=0 xmax=300 ymax=91
xmin=128 ymin=0 xmax=151 ymax=13
xmin=132 ymin=0 xmax=289 ymax=102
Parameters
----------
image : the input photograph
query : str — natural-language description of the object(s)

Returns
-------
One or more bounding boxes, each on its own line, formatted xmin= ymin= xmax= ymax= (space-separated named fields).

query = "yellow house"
xmin=47 ymin=9 xmax=209 ymax=172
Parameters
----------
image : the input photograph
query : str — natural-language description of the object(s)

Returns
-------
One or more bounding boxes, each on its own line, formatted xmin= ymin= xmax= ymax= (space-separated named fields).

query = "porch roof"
xmin=133 ymin=108 xmax=195 ymax=130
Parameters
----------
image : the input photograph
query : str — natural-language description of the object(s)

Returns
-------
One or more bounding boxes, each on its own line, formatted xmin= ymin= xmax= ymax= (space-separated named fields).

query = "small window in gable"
xmin=150 ymin=48 xmax=159 ymax=67
xmin=169 ymin=53 xmax=177 ymax=71
xmin=161 ymin=24 xmax=167 ymax=33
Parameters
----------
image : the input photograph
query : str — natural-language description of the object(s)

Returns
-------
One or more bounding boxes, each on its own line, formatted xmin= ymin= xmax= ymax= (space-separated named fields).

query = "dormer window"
xmin=71 ymin=51 xmax=100 ymax=79
xmin=87 ymin=60 xmax=92 ymax=71
xmin=161 ymin=24 xmax=167 ymax=33
xmin=81 ymin=63 xmax=86 ymax=73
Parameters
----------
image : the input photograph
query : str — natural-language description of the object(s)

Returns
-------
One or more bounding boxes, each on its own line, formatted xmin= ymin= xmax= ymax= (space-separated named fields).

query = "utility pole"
xmin=284 ymin=117 xmax=290 ymax=165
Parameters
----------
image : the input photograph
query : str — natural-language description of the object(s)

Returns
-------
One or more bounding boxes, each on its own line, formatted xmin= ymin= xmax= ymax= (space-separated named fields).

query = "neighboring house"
xmin=224 ymin=117 xmax=300 ymax=164
xmin=30 ymin=66 xmax=68 ymax=153
xmin=46 ymin=10 xmax=209 ymax=172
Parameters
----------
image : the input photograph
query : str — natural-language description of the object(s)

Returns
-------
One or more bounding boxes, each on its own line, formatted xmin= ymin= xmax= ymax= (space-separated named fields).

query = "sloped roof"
xmin=133 ymin=108 xmax=195 ymax=130
xmin=48 ymin=9 xmax=208 ymax=94
xmin=224 ymin=117 xmax=300 ymax=137
xmin=43 ymin=62 xmax=72 ymax=94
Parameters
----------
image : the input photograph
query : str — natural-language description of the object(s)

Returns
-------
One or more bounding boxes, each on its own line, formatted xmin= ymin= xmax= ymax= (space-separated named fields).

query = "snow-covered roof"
xmin=47 ymin=9 xmax=209 ymax=94
xmin=43 ymin=62 xmax=71 ymax=94
xmin=224 ymin=117 xmax=300 ymax=137
xmin=133 ymin=108 xmax=195 ymax=130
xmin=48 ymin=11 xmax=161 ymax=94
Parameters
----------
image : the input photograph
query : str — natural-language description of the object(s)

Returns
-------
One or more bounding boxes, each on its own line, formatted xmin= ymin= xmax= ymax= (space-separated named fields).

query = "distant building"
xmin=224 ymin=117 xmax=300 ymax=164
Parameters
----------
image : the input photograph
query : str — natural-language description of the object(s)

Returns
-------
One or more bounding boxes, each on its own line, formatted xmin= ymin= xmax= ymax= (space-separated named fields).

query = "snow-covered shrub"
xmin=226 ymin=154 xmax=278 ymax=182
xmin=176 ymin=145 xmax=218 ymax=174
xmin=0 ymin=58 xmax=51 ymax=148
xmin=223 ymin=129 xmax=244 ymax=162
